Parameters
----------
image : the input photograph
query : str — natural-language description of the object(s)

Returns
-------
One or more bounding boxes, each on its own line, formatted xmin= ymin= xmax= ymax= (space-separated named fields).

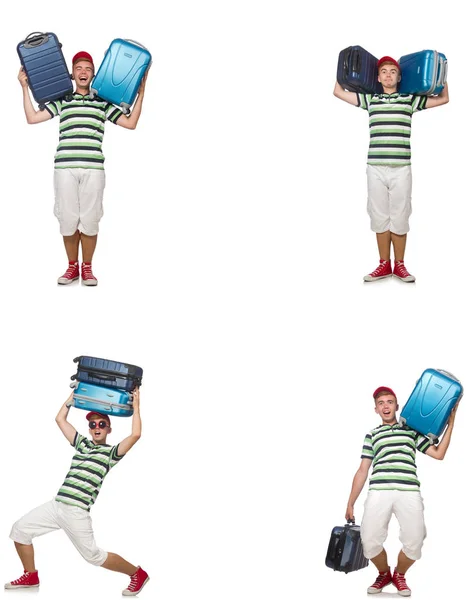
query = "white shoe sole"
xmin=363 ymin=274 xmax=392 ymax=282
xmin=57 ymin=277 xmax=79 ymax=285
xmin=4 ymin=583 xmax=39 ymax=589
xmin=122 ymin=576 xmax=150 ymax=596
xmin=82 ymin=279 xmax=98 ymax=286
xmin=393 ymin=274 xmax=415 ymax=283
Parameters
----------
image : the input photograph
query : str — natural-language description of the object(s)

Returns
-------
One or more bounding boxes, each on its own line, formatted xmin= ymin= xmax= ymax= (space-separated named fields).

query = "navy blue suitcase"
xmin=17 ymin=32 xmax=73 ymax=109
xmin=325 ymin=520 xmax=368 ymax=574
xmin=400 ymin=368 xmax=463 ymax=444
xmin=337 ymin=45 xmax=382 ymax=94
xmin=71 ymin=381 xmax=133 ymax=417
xmin=71 ymin=356 xmax=143 ymax=391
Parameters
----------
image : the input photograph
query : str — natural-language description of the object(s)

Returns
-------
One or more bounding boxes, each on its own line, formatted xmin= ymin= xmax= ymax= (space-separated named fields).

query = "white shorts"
xmin=53 ymin=168 xmax=106 ymax=236
xmin=360 ymin=490 xmax=426 ymax=561
xmin=366 ymin=165 xmax=412 ymax=235
xmin=10 ymin=499 xmax=108 ymax=567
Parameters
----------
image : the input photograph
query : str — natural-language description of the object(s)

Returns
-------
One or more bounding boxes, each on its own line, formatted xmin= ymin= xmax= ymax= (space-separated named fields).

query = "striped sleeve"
xmin=109 ymin=444 xmax=125 ymax=469
xmin=411 ymin=95 xmax=428 ymax=112
xmin=105 ymin=103 xmax=124 ymax=124
xmin=361 ymin=433 xmax=374 ymax=460
xmin=357 ymin=93 xmax=371 ymax=110
xmin=415 ymin=432 xmax=431 ymax=454
xmin=45 ymin=99 xmax=62 ymax=118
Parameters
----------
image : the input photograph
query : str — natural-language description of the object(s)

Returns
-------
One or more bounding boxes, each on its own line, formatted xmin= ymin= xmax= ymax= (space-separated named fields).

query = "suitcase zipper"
xmin=73 ymin=393 xmax=133 ymax=412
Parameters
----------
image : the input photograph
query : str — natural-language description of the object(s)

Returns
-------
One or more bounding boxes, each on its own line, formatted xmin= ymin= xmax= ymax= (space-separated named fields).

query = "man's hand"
xmin=132 ymin=387 xmax=140 ymax=409
xmin=18 ymin=67 xmax=29 ymax=88
xmin=66 ymin=390 xmax=74 ymax=408
xmin=447 ymin=400 xmax=460 ymax=426
xmin=345 ymin=505 xmax=354 ymax=521
xmin=138 ymin=69 xmax=149 ymax=95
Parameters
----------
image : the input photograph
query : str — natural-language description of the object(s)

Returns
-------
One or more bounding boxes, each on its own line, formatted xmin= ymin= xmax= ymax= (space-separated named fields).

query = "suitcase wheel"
xmin=38 ymin=104 xmax=45 ymax=111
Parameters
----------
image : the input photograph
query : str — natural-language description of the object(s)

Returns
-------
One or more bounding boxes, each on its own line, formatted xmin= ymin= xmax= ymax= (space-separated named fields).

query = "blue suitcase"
xmin=17 ymin=32 xmax=73 ymax=110
xmin=400 ymin=368 xmax=462 ymax=444
xmin=71 ymin=356 xmax=143 ymax=391
xmin=325 ymin=520 xmax=368 ymax=574
xmin=71 ymin=381 xmax=133 ymax=417
xmin=399 ymin=50 xmax=447 ymax=95
xmin=337 ymin=45 xmax=382 ymax=94
xmin=90 ymin=38 xmax=152 ymax=114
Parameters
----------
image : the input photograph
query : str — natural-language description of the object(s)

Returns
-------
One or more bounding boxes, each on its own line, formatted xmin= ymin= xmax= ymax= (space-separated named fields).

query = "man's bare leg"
xmin=370 ymin=548 xmax=389 ymax=573
xmin=81 ymin=234 xmax=97 ymax=263
xmin=63 ymin=232 xmax=80 ymax=262
xmin=101 ymin=552 xmax=138 ymax=576
xmin=376 ymin=231 xmax=391 ymax=262
xmin=395 ymin=550 xmax=415 ymax=574
xmin=14 ymin=542 xmax=37 ymax=573
xmin=391 ymin=232 xmax=407 ymax=262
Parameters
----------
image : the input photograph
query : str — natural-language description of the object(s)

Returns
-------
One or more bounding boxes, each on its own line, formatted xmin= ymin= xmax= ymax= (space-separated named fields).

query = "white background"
xmin=1 ymin=1 xmax=464 ymax=599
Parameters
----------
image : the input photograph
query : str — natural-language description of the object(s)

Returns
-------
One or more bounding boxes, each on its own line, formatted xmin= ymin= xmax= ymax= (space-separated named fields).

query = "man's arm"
xmin=425 ymin=82 xmax=449 ymax=109
xmin=18 ymin=68 xmax=52 ymax=124
xmin=345 ymin=458 xmax=371 ymax=521
xmin=116 ymin=70 xmax=149 ymax=130
xmin=55 ymin=392 xmax=78 ymax=445
xmin=117 ymin=388 xmax=142 ymax=455
xmin=425 ymin=399 xmax=459 ymax=460
xmin=333 ymin=81 xmax=359 ymax=106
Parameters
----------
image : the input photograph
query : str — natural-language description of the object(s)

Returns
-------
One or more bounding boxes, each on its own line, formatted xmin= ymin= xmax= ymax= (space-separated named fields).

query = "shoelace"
xmin=395 ymin=262 xmax=410 ymax=277
xmin=127 ymin=572 xmax=139 ymax=591
xmin=373 ymin=572 xmax=389 ymax=587
xmin=63 ymin=264 xmax=78 ymax=278
xmin=394 ymin=572 xmax=408 ymax=589
xmin=371 ymin=261 xmax=389 ymax=276
xmin=12 ymin=573 xmax=30 ymax=584
xmin=81 ymin=264 xmax=95 ymax=279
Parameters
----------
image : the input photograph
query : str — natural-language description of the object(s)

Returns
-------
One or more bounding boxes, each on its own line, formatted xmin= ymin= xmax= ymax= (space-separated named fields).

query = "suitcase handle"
xmin=23 ymin=32 xmax=49 ymax=49
xmin=342 ymin=47 xmax=351 ymax=77
xmin=352 ymin=50 xmax=361 ymax=74
xmin=125 ymin=39 xmax=149 ymax=51
xmin=436 ymin=368 xmax=459 ymax=382
xmin=438 ymin=60 xmax=448 ymax=87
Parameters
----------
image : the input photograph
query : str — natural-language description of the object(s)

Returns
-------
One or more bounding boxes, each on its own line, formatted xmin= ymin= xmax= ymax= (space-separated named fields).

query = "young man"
xmin=345 ymin=386 xmax=458 ymax=596
xmin=18 ymin=50 xmax=148 ymax=286
xmin=334 ymin=56 xmax=449 ymax=282
xmin=5 ymin=388 xmax=149 ymax=596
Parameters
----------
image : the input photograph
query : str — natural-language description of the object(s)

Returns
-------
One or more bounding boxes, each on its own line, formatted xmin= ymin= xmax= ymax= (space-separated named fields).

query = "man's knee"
xmin=83 ymin=548 xmax=108 ymax=567
xmin=10 ymin=520 xmax=32 ymax=545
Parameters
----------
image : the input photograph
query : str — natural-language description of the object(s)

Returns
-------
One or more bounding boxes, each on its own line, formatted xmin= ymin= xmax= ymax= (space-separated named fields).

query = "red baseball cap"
xmin=377 ymin=56 xmax=401 ymax=71
xmin=86 ymin=411 xmax=111 ymax=426
xmin=373 ymin=386 xmax=397 ymax=399
xmin=72 ymin=51 xmax=94 ymax=67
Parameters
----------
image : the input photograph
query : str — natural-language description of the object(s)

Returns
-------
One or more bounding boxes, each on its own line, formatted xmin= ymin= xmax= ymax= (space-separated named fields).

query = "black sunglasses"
xmin=89 ymin=420 xmax=109 ymax=430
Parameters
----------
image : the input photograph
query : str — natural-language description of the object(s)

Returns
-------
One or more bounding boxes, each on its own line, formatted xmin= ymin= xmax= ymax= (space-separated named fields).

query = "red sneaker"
xmin=392 ymin=570 xmax=411 ymax=596
xmin=4 ymin=570 xmax=40 ymax=589
xmin=367 ymin=569 xmax=392 ymax=594
xmin=364 ymin=260 xmax=392 ymax=282
xmin=393 ymin=260 xmax=415 ymax=283
xmin=122 ymin=566 xmax=150 ymax=596
xmin=57 ymin=261 xmax=79 ymax=285
xmin=81 ymin=262 xmax=98 ymax=286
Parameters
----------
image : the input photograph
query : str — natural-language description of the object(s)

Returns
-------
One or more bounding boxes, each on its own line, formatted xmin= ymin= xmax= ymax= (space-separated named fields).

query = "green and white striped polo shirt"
xmin=55 ymin=433 xmax=124 ymax=511
xmin=357 ymin=93 xmax=427 ymax=166
xmin=45 ymin=94 xmax=123 ymax=169
xmin=361 ymin=423 xmax=431 ymax=492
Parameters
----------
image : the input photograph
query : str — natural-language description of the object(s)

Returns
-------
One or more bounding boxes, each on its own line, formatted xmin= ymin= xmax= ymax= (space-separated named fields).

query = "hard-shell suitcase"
xmin=337 ymin=45 xmax=381 ymax=94
xmin=71 ymin=381 xmax=133 ymax=417
xmin=325 ymin=520 xmax=368 ymax=574
xmin=91 ymin=38 xmax=152 ymax=114
xmin=399 ymin=50 xmax=447 ymax=95
xmin=400 ymin=368 xmax=462 ymax=444
xmin=17 ymin=32 xmax=73 ymax=109
xmin=71 ymin=356 xmax=143 ymax=392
